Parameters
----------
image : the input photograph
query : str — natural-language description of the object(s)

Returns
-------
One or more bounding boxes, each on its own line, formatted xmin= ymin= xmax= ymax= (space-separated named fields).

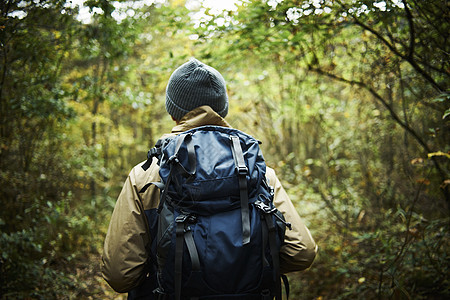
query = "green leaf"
xmin=432 ymin=92 xmax=449 ymax=103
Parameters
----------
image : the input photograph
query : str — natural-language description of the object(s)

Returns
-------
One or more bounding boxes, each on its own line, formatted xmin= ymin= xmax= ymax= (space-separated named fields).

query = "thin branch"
xmin=310 ymin=66 xmax=428 ymax=151
xmin=386 ymin=168 xmax=430 ymax=281
xmin=335 ymin=0 xmax=444 ymax=92
xmin=410 ymin=0 xmax=448 ymax=40
xmin=314 ymin=186 xmax=349 ymax=229
xmin=402 ymin=0 xmax=416 ymax=59
xmin=309 ymin=66 xmax=449 ymax=204
xmin=0 ymin=41 xmax=7 ymax=102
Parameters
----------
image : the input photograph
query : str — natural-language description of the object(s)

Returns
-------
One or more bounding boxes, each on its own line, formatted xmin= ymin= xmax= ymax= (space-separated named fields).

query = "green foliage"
xmin=1 ymin=228 xmax=74 ymax=299
xmin=191 ymin=0 xmax=449 ymax=298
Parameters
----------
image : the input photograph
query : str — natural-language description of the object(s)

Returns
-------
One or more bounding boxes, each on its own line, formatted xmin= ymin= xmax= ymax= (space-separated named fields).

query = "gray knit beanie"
xmin=165 ymin=58 xmax=228 ymax=120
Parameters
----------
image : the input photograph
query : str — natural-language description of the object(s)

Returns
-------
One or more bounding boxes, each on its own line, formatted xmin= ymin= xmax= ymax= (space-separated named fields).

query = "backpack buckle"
xmin=254 ymin=200 xmax=274 ymax=214
xmin=175 ymin=214 xmax=188 ymax=223
xmin=175 ymin=214 xmax=197 ymax=224
xmin=168 ymin=155 xmax=179 ymax=164
xmin=255 ymin=200 xmax=292 ymax=230
xmin=148 ymin=147 xmax=161 ymax=159
xmin=237 ymin=165 xmax=248 ymax=175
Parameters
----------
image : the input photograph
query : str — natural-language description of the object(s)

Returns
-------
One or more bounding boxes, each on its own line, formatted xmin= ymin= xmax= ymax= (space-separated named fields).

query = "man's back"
xmin=101 ymin=59 xmax=317 ymax=298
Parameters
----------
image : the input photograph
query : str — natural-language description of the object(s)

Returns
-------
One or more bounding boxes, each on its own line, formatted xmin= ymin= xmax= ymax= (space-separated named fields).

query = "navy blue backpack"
xmin=134 ymin=126 xmax=290 ymax=300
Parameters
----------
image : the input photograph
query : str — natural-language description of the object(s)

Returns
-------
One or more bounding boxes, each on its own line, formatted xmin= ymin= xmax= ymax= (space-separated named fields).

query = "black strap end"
xmin=141 ymin=159 xmax=152 ymax=171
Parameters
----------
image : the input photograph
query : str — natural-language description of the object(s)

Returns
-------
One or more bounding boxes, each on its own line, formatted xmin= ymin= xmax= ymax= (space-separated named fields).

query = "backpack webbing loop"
xmin=230 ymin=135 xmax=251 ymax=245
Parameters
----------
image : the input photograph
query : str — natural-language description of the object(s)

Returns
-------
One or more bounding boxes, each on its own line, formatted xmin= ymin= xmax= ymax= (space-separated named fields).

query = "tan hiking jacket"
xmin=102 ymin=106 xmax=318 ymax=293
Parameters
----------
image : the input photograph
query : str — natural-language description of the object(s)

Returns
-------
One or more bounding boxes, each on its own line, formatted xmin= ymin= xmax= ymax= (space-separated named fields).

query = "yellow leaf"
xmin=416 ymin=178 xmax=430 ymax=185
xmin=428 ymin=151 xmax=450 ymax=159
xmin=441 ymin=179 xmax=450 ymax=189
xmin=410 ymin=158 xmax=424 ymax=165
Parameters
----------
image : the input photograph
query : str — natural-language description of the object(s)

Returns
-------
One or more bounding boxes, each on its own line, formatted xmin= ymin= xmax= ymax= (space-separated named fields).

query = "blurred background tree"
xmin=0 ymin=0 xmax=448 ymax=298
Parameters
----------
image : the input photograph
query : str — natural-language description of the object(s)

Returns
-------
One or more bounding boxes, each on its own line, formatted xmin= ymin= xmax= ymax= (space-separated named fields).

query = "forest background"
xmin=0 ymin=0 xmax=448 ymax=299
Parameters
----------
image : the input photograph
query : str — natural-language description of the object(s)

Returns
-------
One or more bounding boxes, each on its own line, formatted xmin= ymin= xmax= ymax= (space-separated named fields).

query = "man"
xmin=102 ymin=58 xmax=317 ymax=298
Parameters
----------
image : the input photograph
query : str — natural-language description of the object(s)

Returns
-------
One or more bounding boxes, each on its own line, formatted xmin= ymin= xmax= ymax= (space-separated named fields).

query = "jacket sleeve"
xmin=101 ymin=164 xmax=154 ymax=293
xmin=266 ymin=167 xmax=318 ymax=274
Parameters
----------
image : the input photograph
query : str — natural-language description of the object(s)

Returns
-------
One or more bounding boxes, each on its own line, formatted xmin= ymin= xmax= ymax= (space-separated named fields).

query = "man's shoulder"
xmin=129 ymin=160 xmax=149 ymax=174
xmin=128 ymin=159 xmax=160 ymax=188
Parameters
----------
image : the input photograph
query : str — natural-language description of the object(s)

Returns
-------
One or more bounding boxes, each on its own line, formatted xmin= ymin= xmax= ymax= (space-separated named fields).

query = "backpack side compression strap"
xmin=175 ymin=216 xmax=185 ymax=300
xmin=262 ymin=212 xmax=282 ymax=300
xmin=255 ymin=200 xmax=286 ymax=300
xmin=174 ymin=214 xmax=201 ymax=300
xmin=230 ymin=135 xmax=251 ymax=245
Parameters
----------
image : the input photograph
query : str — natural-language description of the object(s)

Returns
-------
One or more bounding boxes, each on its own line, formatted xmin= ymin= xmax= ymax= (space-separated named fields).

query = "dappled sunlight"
xmin=1 ymin=0 xmax=448 ymax=298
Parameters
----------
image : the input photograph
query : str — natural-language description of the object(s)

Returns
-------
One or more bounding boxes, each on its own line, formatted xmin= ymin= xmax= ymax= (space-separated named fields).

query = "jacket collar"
xmin=171 ymin=105 xmax=231 ymax=133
